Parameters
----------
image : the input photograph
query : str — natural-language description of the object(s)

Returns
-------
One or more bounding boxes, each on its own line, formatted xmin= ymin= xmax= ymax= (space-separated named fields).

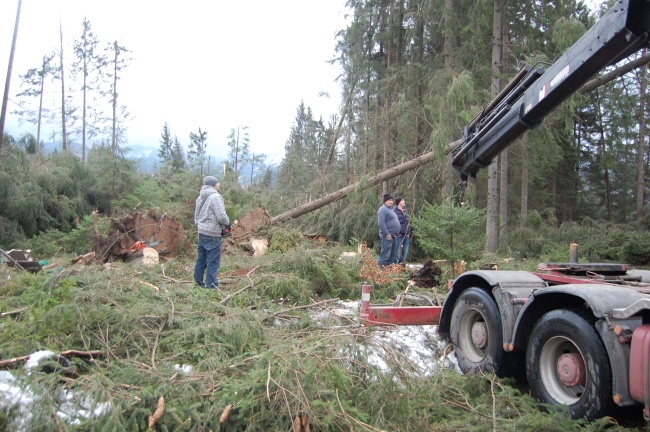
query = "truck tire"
xmin=526 ymin=310 xmax=612 ymax=420
xmin=449 ymin=288 xmax=506 ymax=375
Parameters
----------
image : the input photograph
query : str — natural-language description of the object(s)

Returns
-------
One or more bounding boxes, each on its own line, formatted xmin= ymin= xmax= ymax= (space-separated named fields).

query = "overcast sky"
xmin=0 ymin=0 xmax=349 ymax=162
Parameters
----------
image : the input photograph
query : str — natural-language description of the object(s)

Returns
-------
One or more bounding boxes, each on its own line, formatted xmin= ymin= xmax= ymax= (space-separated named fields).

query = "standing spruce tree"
xmin=158 ymin=122 xmax=173 ymax=164
xmin=485 ymin=0 xmax=504 ymax=254
xmin=171 ymin=135 xmax=186 ymax=172
xmin=188 ymin=128 xmax=208 ymax=175
xmin=72 ymin=18 xmax=104 ymax=163
xmin=226 ymin=126 xmax=250 ymax=183
xmin=13 ymin=53 xmax=55 ymax=158
xmin=103 ymin=40 xmax=131 ymax=157
xmin=158 ymin=124 xmax=186 ymax=174
xmin=55 ymin=21 xmax=71 ymax=152
xmin=636 ymin=50 xmax=648 ymax=223
xmin=278 ymin=102 xmax=332 ymax=199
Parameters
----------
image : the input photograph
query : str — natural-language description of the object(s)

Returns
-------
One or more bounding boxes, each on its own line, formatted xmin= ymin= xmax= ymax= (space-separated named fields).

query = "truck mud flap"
xmin=630 ymin=324 xmax=650 ymax=421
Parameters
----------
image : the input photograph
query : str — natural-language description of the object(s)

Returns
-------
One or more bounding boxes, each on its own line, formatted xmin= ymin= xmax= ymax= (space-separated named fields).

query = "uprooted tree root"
xmin=92 ymin=208 xmax=192 ymax=262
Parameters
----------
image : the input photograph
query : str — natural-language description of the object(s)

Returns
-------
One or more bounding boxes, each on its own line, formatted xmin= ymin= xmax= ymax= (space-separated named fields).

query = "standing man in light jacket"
xmin=377 ymin=193 xmax=401 ymax=267
xmin=194 ymin=176 xmax=230 ymax=289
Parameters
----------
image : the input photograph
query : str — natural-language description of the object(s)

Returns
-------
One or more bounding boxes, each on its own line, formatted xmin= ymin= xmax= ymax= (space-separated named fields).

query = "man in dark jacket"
xmin=194 ymin=176 xmax=230 ymax=288
xmin=377 ymin=193 xmax=401 ymax=267
xmin=394 ymin=197 xmax=412 ymax=265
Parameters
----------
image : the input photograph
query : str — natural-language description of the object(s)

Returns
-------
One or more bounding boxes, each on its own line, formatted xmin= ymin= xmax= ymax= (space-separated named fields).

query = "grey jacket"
xmin=377 ymin=204 xmax=400 ymax=237
xmin=194 ymin=186 xmax=230 ymax=237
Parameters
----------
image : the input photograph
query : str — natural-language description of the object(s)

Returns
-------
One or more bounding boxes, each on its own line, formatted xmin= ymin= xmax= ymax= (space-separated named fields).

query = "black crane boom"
xmin=452 ymin=0 xmax=650 ymax=179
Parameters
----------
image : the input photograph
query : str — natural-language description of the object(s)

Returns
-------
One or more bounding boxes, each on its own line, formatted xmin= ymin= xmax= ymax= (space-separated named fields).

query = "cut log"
xmin=141 ymin=248 xmax=159 ymax=266
xmin=251 ymin=238 xmax=268 ymax=257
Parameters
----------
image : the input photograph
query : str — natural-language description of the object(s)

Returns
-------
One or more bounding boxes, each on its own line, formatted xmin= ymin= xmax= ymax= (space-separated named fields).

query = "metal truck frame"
xmin=362 ymin=0 xmax=650 ymax=421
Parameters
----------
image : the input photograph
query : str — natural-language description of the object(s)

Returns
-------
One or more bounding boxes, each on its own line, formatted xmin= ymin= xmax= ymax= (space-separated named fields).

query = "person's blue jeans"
xmin=194 ymin=234 xmax=223 ymax=288
xmin=398 ymin=235 xmax=411 ymax=264
xmin=378 ymin=235 xmax=398 ymax=267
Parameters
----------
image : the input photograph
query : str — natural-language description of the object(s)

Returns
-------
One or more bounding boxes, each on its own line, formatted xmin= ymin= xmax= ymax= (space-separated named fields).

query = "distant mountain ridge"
xmin=40 ymin=141 xmax=229 ymax=174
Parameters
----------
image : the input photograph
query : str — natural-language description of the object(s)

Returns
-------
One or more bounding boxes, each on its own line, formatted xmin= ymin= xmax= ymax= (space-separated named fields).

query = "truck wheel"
xmin=526 ymin=310 xmax=612 ymax=420
xmin=450 ymin=288 xmax=505 ymax=375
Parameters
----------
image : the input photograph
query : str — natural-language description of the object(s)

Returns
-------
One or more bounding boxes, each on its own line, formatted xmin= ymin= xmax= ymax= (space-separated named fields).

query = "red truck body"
xmin=361 ymin=263 xmax=650 ymax=420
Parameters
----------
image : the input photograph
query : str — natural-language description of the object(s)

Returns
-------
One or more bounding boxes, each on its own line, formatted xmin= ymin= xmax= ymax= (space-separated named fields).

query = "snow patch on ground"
xmin=0 ymin=350 xmax=111 ymax=430
xmin=365 ymin=324 xmax=460 ymax=376
xmin=311 ymin=299 xmax=460 ymax=376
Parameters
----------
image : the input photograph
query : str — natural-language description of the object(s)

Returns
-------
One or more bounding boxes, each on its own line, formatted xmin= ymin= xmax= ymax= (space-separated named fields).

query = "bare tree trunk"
xmin=82 ymin=45 xmax=88 ymax=162
xmin=0 ymin=0 xmax=21 ymax=151
xmin=637 ymin=49 xmax=647 ymax=224
xmin=486 ymin=0 xmax=503 ymax=254
xmin=520 ymin=139 xmax=529 ymax=218
xmin=443 ymin=0 xmax=454 ymax=69
xmin=443 ymin=0 xmax=456 ymax=197
xmin=498 ymin=7 xmax=510 ymax=248
xmin=37 ymin=64 xmax=45 ymax=158
xmin=499 ymin=149 xmax=508 ymax=245
xmin=414 ymin=3 xmax=425 ymax=201
xmin=595 ymin=91 xmax=613 ymax=221
xmin=59 ymin=22 xmax=68 ymax=152
xmin=111 ymin=48 xmax=118 ymax=157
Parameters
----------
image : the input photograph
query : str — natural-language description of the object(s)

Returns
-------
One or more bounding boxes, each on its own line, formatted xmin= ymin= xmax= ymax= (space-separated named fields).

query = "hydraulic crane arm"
xmin=452 ymin=0 xmax=650 ymax=179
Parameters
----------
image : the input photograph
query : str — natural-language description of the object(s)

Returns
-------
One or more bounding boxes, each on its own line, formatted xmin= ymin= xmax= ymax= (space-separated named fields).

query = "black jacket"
xmin=394 ymin=207 xmax=412 ymax=236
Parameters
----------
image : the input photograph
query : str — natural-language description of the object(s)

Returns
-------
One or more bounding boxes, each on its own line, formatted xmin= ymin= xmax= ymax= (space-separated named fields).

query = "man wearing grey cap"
xmin=194 ymin=176 xmax=230 ymax=289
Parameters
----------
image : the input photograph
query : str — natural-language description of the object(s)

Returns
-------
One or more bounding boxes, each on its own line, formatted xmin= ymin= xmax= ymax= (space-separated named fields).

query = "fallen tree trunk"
xmin=579 ymin=51 xmax=650 ymax=94
xmin=270 ymin=140 xmax=461 ymax=225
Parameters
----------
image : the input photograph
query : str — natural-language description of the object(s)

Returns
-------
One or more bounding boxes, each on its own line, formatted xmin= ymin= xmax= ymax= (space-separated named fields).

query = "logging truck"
xmin=361 ymin=0 xmax=650 ymax=421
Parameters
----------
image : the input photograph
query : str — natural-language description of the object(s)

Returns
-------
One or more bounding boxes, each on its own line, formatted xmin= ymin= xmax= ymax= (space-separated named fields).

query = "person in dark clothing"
xmin=393 ymin=197 xmax=412 ymax=265
xmin=377 ymin=193 xmax=401 ymax=267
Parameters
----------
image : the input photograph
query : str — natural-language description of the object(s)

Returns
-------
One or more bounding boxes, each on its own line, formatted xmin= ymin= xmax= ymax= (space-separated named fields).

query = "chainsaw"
xmin=129 ymin=240 xmax=163 ymax=252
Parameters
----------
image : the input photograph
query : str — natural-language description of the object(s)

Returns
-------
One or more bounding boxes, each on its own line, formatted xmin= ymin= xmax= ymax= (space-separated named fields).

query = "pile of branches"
xmin=0 ymin=243 xmax=627 ymax=431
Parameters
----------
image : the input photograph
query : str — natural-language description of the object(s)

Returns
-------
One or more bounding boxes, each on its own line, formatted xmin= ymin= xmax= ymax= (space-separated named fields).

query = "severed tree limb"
xmin=219 ymin=266 xmax=260 ymax=305
xmin=139 ymin=280 xmax=161 ymax=291
xmin=274 ymin=298 xmax=340 ymax=316
xmin=70 ymin=251 xmax=96 ymax=265
xmin=266 ymin=362 xmax=272 ymax=402
xmin=160 ymin=275 xmax=194 ymax=284
xmin=0 ymin=306 xmax=28 ymax=317
xmin=59 ymin=349 xmax=102 ymax=357
xmin=0 ymin=350 xmax=102 ymax=368
xmin=0 ymin=355 xmax=29 ymax=368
